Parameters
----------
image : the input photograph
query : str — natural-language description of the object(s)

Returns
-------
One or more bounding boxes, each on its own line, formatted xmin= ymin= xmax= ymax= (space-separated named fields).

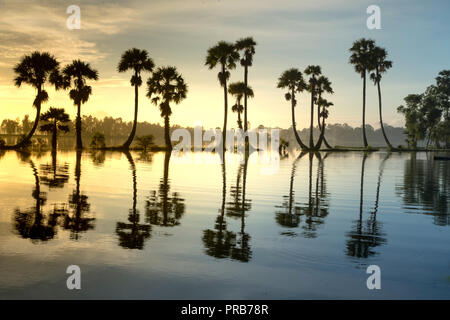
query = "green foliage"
xmin=90 ymin=131 xmax=106 ymax=148
xmin=136 ymin=135 xmax=154 ymax=151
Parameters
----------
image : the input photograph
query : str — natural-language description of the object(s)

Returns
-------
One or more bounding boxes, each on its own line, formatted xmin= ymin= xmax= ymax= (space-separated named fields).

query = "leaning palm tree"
xmin=349 ymin=38 xmax=376 ymax=148
xmin=315 ymin=76 xmax=333 ymax=148
xmin=304 ymin=65 xmax=322 ymax=149
xmin=205 ymin=41 xmax=240 ymax=150
xmin=146 ymin=66 xmax=188 ymax=151
xmin=235 ymin=37 xmax=257 ymax=135
xmin=13 ymin=52 xmax=62 ymax=148
xmin=370 ymin=46 xmax=393 ymax=149
xmin=39 ymin=107 xmax=70 ymax=150
xmin=117 ymin=48 xmax=154 ymax=149
xmin=277 ymin=68 xmax=308 ymax=149
xmin=228 ymin=82 xmax=254 ymax=130
xmin=62 ymin=60 xmax=99 ymax=150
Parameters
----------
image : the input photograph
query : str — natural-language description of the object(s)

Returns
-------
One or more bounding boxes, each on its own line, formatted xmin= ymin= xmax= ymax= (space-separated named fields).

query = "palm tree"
xmin=277 ymin=68 xmax=308 ymax=149
xmin=314 ymin=76 xmax=333 ymax=149
xmin=117 ymin=48 xmax=155 ymax=149
xmin=370 ymin=46 xmax=393 ymax=148
xmin=228 ymin=82 xmax=254 ymax=130
xmin=349 ymin=38 xmax=376 ymax=148
xmin=304 ymin=65 xmax=322 ymax=149
xmin=39 ymin=107 xmax=70 ymax=150
xmin=315 ymin=97 xmax=334 ymax=149
xmin=13 ymin=52 xmax=62 ymax=148
xmin=235 ymin=37 xmax=257 ymax=136
xmin=62 ymin=60 xmax=99 ymax=150
xmin=146 ymin=66 xmax=188 ymax=151
xmin=205 ymin=41 xmax=240 ymax=150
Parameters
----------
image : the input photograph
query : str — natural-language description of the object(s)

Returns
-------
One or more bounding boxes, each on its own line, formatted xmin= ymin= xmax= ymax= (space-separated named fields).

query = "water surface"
xmin=0 ymin=150 xmax=448 ymax=299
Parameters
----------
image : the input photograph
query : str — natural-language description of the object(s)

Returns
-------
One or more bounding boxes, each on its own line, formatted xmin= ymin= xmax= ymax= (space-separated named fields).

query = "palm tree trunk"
xmin=244 ymin=65 xmax=249 ymax=147
xmin=52 ymin=120 xmax=57 ymax=150
xmin=376 ymin=70 xmax=392 ymax=149
xmin=123 ymin=83 xmax=139 ymax=148
xmin=314 ymin=110 xmax=327 ymax=149
xmin=317 ymin=103 xmax=332 ymax=148
xmin=164 ymin=114 xmax=172 ymax=151
xmin=76 ymin=102 xmax=82 ymax=150
xmin=291 ymin=89 xmax=308 ymax=149
xmin=362 ymin=73 xmax=368 ymax=148
xmin=237 ymin=112 xmax=243 ymax=130
xmin=16 ymin=87 xmax=41 ymax=148
xmin=222 ymin=64 xmax=228 ymax=153
xmin=309 ymin=83 xmax=315 ymax=149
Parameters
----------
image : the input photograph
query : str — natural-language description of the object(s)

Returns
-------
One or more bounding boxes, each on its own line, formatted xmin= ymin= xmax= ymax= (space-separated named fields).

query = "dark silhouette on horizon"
xmin=62 ymin=60 xmax=99 ymax=150
xmin=146 ymin=67 xmax=188 ymax=151
xmin=39 ymin=107 xmax=70 ymax=151
xmin=118 ymin=48 xmax=154 ymax=149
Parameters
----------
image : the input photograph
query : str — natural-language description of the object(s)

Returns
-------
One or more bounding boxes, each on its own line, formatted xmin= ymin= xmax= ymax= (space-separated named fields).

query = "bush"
xmin=90 ymin=132 xmax=106 ymax=148
xmin=0 ymin=138 xmax=5 ymax=148
xmin=136 ymin=135 xmax=154 ymax=151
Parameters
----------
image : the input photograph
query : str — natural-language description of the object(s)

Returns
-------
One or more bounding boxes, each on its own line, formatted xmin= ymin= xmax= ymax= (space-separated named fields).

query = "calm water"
xmin=0 ymin=150 xmax=449 ymax=299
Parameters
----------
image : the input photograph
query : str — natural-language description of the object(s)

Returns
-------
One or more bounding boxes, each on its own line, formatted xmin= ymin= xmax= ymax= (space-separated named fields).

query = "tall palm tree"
xmin=146 ymin=66 xmax=188 ymax=151
xmin=228 ymin=82 xmax=254 ymax=130
xmin=235 ymin=37 xmax=257 ymax=135
xmin=314 ymin=76 xmax=333 ymax=149
xmin=349 ymin=38 xmax=376 ymax=148
xmin=13 ymin=52 xmax=62 ymax=148
xmin=370 ymin=46 xmax=393 ymax=149
xmin=117 ymin=48 xmax=154 ymax=149
xmin=277 ymin=68 xmax=308 ymax=149
xmin=62 ymin=60 xmax=99 ymax=150
xmin=205 ymin=41 xmax=240 ymax=150
xmin=304 ymin=65 xmax=322 ymax=149
xmin=39 ymin=107 xmax=70 ymax=150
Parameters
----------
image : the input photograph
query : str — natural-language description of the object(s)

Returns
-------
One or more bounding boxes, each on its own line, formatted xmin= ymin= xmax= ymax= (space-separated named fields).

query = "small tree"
xmin=136 ymin=135 xmax=154 ymax=152
xmin=40 ymin=107 xmax=70 ymax=150
xmin=90 ymin=132 xmax=106 ymax=149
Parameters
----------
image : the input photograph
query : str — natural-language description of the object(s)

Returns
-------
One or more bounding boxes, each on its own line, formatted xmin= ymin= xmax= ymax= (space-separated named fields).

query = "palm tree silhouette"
xmin=314 ymin=76 xmax=334 ymax=149
xmin=277 ymin=68 xmax=308 ymax=149
xmin=349 ymin=38 xmax=376 ymax=148
xmin=304 ymin=65 xmax=322 ymax=149
xmin=116 ymin=151 xmax=151 ymax=249
xmin=235 ymin=37 xmax=257 ymax=138
xmin=39 ymin=107 xmax=70 ymax=150
xmin=228 ymin=82 xmax=254 ymax=130
xmin=118 ymin=48 xmax=155 ymax=149
xmin=205 ymin=41 xmax=240 ymax=151
xmin=370 ymin=46 xmax=393 ymax=148
xmin=145 ymin=152 xmax=185 ymax=227
xmin=13 ymin=52 xmax=62 ymax=148
xmin=62 ymin=60 xmax=99 ymax=150
xmin=146 ymin=66 xmax=188 ymax=151
xmin=63 ymin=150 xmax=95 ymax=240
xmin=315 ymin=97 xmax=334 ymax=149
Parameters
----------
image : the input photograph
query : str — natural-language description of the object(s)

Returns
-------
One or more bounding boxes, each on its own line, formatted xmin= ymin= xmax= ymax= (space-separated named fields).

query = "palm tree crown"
xmin=13 ymin=51 xmax=62 ymax=147
xmin=235 ymin=37 xmax=256 ymax=67
xmin=118 ymin=48 xmax=154 ymax=86
xmin=349 ymin=38 xmax=376 ymax=77
xmin=205 ymin=41 xmax=239 ymax=86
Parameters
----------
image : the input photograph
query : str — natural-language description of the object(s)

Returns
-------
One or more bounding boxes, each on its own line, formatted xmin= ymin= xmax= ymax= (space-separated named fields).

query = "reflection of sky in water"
xmin=0 ymin=150 xmax=448 ymax=299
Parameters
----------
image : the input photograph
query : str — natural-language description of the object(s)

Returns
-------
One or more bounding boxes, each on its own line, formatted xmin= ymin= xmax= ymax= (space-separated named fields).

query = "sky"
xmin=0 ymin=0 xmax=449 ymax=130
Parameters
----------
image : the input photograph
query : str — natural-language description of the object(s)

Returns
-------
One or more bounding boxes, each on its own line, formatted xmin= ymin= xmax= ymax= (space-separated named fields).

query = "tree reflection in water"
xmin=345 ymin=153 xmax=388 ymax=259
xmin=116 ymin=151 xmax=151 ymax=250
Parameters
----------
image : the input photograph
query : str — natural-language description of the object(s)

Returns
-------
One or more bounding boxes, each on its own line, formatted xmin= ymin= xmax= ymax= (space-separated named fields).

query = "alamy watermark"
xmin=66 ymin=5 xmax=81 ymax=30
